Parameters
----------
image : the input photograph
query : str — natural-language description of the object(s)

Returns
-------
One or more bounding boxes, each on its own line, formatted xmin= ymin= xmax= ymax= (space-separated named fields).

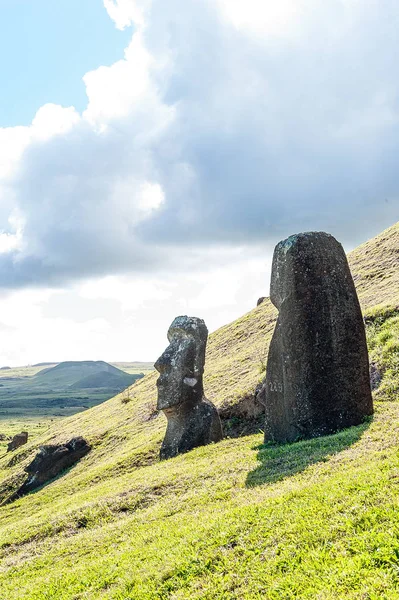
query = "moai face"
xmin=155 ymin=316 xmax=207 ymax=411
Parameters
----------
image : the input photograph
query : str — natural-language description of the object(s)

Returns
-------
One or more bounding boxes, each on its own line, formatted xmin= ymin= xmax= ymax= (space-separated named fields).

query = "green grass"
xmin=0 ymin=418 xmax=53 ymax=454
xmin=349 ymin=221 xmax=399 ymax=309
xmin=0 ymin=222 xmax=399 ymax=598
xmin=0 ymin=405 xmax=398 ymax=599
xmin=365 ymin=305 xmax=399 ymax=402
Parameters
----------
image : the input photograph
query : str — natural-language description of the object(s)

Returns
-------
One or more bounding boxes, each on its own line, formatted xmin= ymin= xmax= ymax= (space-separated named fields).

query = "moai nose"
xmin=154 ymin=345 xmax=173 ymax=374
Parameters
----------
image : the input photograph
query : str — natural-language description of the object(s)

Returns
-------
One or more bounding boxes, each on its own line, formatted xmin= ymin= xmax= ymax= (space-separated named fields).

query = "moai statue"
xmin=6 ymin=437 xmax=91 ymax=503
xmin=260 ymin=232 xmax=373 ymax=443
xmin=7 ymin=431 xmax=28 ymax=452
xmin=155 ymin=316 xmax=223 ymax=459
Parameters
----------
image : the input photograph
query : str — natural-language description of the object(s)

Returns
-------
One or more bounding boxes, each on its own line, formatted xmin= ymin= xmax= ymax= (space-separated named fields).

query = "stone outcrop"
xmin=13 ymin=437 xmax=91 ymax=498
xmin=257 ymin=297 xmax=266 ymax=306
xmin=260 ymin=232 xmax=373 ymax=443
xmin=7 ymin=432 xmax=28 ymax=452
xmin=155 ymin=316 xmax=223 ymax=459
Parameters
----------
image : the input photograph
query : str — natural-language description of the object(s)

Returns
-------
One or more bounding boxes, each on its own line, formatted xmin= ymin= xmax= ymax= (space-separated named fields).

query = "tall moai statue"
xmin=155 ymin=316 xmax=223 ymax=459
xmin=260 ymin=232 xmax=373 ymax=443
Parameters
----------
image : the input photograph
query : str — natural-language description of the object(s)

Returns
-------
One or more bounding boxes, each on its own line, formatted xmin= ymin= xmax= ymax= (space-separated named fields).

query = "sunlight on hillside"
xmin=0 ymin=222 xmax=398 ymax=598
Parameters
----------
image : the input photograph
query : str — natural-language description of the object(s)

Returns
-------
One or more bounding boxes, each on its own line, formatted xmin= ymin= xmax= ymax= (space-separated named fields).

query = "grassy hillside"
xmin=0 ymin=222 xmax=399 ymax=599
xmin=0 ymin=419 xmax=53 ymax=454
xmin=349 ymin=220 xmax=399 ymax=308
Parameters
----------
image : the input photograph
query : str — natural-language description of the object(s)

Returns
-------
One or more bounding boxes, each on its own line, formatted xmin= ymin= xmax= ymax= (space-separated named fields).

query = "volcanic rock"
xmin=7 ymin=432 xmax=28 ymax=452
xmin=14 ymin=437 xmax=91 ymax=497
xmin=155 ymin=316 xmax=223 ymax=459
xmin=260 ymin=232 xmax=373 ymax=443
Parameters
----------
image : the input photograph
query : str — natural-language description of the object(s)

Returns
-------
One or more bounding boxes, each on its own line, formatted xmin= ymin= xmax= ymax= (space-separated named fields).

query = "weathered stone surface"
xmin=257 ymin=297 xmax=266 ymax=306
xmin=14 ymin=437 xmax=91 ymax=497
xmin=7 ymin=432 xmax=28 ymax=452
xmin=155 ymin=316 xmax=223 ymax=459
xmin=260 ymin=232 xmax=373 ymax=443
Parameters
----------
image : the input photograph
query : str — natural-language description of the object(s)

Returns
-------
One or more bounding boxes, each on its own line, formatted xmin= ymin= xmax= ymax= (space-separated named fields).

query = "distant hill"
xmin=0 ymin=361 xmax=152 ymax=418
xmin=70 ymin=370 xmax=140 ymax=391
xmin=34 ymin=361 xmax=136 ymax=390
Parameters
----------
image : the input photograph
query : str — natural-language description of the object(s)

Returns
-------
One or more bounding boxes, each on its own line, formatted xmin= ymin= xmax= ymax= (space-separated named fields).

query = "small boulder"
xmin=257 ymin=297 xmax=266 ymax=306
xmin=7 ymin=432 xmax=28 ymax=452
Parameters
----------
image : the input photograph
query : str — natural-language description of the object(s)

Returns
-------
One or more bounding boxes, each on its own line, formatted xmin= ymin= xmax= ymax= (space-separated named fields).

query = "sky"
xmin=0 ymin=0 xmax=398 ymax=366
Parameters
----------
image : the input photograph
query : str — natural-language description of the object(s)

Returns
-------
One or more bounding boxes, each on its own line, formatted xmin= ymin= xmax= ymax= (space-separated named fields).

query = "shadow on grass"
xmin=0 ymin=464 xmax=78 ymax=506
xmin=246 ymin=418 xmax=372 ymax=488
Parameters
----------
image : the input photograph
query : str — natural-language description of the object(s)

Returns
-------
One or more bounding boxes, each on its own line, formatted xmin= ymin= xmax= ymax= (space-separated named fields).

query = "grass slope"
xmin=349 ymin=220 xmax=399 ymax=309
xmin=0 ymin=222 xmax=399 ymax=598
xmin=34 ymin=361 xmax=135 ymax=389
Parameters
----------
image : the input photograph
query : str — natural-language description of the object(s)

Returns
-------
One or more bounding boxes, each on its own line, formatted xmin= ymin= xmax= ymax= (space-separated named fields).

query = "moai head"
xmin=269 ymin=232 xmax=350 ymax=310
xmin=155 ymin=316 xmax=208 ymax=412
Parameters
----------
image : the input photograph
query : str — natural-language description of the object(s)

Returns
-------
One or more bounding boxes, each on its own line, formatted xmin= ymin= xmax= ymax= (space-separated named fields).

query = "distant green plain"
xmin=0 ymin=362 xmax=154 ymax=427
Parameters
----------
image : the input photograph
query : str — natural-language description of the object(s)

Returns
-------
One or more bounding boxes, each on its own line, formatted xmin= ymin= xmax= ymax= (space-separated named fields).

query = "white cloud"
xmin=0 ymin=250 xmax=269 ymax=366
xmin=83 ymin=33 xmax=155 ymax=125
xmin=31 ymin=104 xmax=80 ymax=141
xmin=0 ymin=233 xmax=20 ymax=254
xmin=137 ymin=181 xmax=164 ymax=214
xmin=79 ymin=274 xmax=174 ymax=311
xmin=216 ymin=0 xmax=305 ymax=37
xmin=103 ymin=0 xmax=150 ymax=30
xmin=0 ymin=287 xmax=114 ymax=366
xmin=0 ymin=126 xmax=30 ymax=180
xmin=0 ymin=0 xmax=398 ymax=297
xmin=1 ymin=0 xmax=397 ymax=365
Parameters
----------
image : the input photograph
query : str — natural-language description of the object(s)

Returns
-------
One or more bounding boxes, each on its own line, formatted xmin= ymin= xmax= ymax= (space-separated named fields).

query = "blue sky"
xmin=0 ymin=0 xmax=131 ymax=126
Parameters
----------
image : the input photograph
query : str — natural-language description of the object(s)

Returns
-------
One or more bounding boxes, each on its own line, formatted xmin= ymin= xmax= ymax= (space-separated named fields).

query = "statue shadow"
xmin=1 ymin=465 xmax=77 ymax=506
xmin=246 ymin=418 xmax=372 ymax=488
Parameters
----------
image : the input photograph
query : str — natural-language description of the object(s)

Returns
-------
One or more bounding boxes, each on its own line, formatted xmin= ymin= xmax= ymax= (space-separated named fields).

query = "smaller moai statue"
xmin=7 ymin=431 xmax=28 ymax=452
xmin=155 ymin=316 xmax=223 ymax=459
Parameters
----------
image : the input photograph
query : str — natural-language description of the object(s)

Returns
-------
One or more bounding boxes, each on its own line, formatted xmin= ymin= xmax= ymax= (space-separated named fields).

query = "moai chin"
xmin=155 ymin=316 xmax=223 ymax=459
xmin=261 ymin=232 xmax=373 ymax=443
